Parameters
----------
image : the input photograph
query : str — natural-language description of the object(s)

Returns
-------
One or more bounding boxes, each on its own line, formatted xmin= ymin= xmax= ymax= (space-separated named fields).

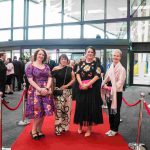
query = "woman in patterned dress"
xmin=25 ymin=48 xmax=54 ymax=140
xmin=52 ymin=54 xmax=75 ymax=136
xmin=74 ymin=46 xmax=103 ymax=137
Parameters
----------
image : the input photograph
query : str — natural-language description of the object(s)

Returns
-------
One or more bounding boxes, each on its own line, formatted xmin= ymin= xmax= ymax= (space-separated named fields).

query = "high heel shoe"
xmin=84 ymin=131 xmax=91 ymax=137
xmin=78 ymin=129 xmax=82 ymax=134
xmin=30 ymin=131 xmax=39 ymax=140
xmin=37 ymin=131 xmax=45 ymax=138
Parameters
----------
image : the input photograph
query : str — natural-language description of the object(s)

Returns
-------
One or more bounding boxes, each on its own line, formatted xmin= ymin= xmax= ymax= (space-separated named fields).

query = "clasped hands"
xmin=38 ymin=87 xmax=52 ymax=96
xmin=79 ymin=83 xmax=90 ymax=90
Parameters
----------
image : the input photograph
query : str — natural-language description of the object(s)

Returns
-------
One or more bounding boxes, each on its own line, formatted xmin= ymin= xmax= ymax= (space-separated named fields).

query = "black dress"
xmin=74 ymin=60 xmax=103 ymax=126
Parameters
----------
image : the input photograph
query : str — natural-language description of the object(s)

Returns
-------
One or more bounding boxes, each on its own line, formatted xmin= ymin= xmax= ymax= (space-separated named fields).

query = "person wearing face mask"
xmin=25 ymin=48 xmax=54 ymax=140
xmin=74 ymin=46 xmax=103 ymax=137
xmin=52 ymin=54 xmax=75 ymax=136
xmin=101 ymin=49 xmax=126 ymax=136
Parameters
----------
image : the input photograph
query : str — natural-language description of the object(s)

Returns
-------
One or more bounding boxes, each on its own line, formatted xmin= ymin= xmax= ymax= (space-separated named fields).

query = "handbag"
xmin=53 ymin=67 xmax=68 ymax=97
xmin=53 ymin=87 xmax=63 ymax=97
xmin=79 ymin=79 xmax=92 ymax=90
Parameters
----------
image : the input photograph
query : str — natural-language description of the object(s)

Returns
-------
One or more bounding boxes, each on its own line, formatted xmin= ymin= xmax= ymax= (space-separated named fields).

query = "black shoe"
xmin=37 ymin=132 xmax=45 ymax=138
xmin=30 ymin=131 xmax=39 ymax=140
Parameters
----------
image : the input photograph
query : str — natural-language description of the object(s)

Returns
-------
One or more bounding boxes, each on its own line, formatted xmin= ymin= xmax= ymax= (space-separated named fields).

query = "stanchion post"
xmin=17 ymin=83 xmax=30 ymax=126
xmin=0 ymin=92 xmax=3 ymax=150
xmin=128 ymin=92 xmax=147 ymax=150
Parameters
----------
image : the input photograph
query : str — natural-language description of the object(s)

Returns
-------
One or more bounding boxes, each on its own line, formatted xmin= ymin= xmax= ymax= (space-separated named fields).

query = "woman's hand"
xmin=80 ymin=83 xmax=88 ymax=90
xmin=60 ymin=85 xmax=68 ymax=90
xmin=40 ymin=88 xmax=48 ymax=96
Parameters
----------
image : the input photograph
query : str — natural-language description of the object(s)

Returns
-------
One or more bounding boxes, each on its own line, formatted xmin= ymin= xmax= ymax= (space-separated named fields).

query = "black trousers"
xmin=107 ymin=92 xmax=122 ymax=132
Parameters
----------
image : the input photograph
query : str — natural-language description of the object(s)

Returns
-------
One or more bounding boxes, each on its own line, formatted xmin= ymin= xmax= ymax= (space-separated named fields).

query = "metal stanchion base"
xmin=17 ymin=120 xmax=30 ymax=126
xmin=2 ymin=147 xmax=11 ymax=150
xmin=128 ymin=143 xmax=147 ymax=150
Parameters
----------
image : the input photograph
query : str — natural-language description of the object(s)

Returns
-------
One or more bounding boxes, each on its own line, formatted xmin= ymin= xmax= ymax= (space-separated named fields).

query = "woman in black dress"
xmin=74 ymin=46 xmax=103 ymax=137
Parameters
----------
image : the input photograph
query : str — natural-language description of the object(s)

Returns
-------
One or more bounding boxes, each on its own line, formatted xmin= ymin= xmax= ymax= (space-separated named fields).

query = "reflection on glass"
xmin=106 ymin=22 xmax=127 ymax=39
xmin=13 ymin=29 xmax=23 ymax=41
xmin=107 ymin=0 xmax=127 ymax=19
xmin=45 ymin=0 xmax=62 ymax=24
xmin=22 ymin=49 xmax=30 ymax=60
xmin=29 ymin=1 xmax=43 ymax=26
xmin=96 ymin=50 xmax=104 ymax=65
xmin=14 ymin=0 xmax=24 ymax=27
xmin=28 ymin=28 xmax=43 ymax=40
xmin=106 ymin=49 xmax=113 ymax=71
xmin=64 ymin=0 xmax=81 ymax=23
xmin=63 ymin=25 xmax=80 ymax=39
xmin=131 ymin=0 xmax=150 ymax=17
xmin=133 ymin=53 xmax=150 ymax=85
xmin=84 ymin=24 xmax=104 ymax=38
xmin=84 ymin=0 xmax=104 ymax=21
xmin=131 ymin=20 xmax=150 ymax=42
xmin=0 ymin=0 xmax=11 ymax=28
xmin=45 ymin=26 xmax=61 ymax=39
xmin=6 ymin=51 xmax=11 ymax=59
xmin=0 ymin=30 xmax=11 ymax=42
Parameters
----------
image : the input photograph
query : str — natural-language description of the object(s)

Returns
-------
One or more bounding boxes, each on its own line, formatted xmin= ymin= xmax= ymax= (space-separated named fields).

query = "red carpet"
xmin=12 ymin=102 xmax=129 ymax=150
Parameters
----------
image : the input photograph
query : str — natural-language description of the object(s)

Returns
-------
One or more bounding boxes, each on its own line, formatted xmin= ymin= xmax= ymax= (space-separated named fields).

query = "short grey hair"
xmin=112 ymin=49 xmax=122 ymax=57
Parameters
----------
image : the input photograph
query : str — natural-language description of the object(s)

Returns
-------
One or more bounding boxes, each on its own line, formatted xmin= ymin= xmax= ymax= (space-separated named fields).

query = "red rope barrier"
xmin=2 ymin=90 xmax=26 ymax=111
xmin=122 ymin=97 xmax=141 ymax=107
xmin=144 ymin=101 xmax=150 ymax=116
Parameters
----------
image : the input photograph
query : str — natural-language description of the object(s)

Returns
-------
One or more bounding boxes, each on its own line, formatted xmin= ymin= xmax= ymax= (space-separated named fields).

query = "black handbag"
xmin=53 ymin=67 xmax=68 ymax=97
xmin=53 ymin=88 xmax=63 ymax=97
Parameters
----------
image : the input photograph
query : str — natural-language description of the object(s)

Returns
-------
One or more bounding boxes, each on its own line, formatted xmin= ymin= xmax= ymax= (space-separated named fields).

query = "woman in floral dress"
xmin=74 ymin=46 xmax=103 ymax=137
xmin=25 ymin=48 xmax=54 ymax=140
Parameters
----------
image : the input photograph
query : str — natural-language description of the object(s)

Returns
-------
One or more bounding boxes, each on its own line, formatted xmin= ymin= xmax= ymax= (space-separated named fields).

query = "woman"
xmin=52 ymin=54 xmax=75 ymax=136
xmin=74 ymin=46 xmax=103 ymax=137
xmin=101 ymin=49 xmax=126 ymax=136
xmin=6 ymin=58 xmax=14 ymax=94
xmin=25 ymin=48 xmax=54 ymax=140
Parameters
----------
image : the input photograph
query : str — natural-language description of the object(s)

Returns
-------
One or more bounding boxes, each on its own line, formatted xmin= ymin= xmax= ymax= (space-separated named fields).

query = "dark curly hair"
xmin=33 ymin=48 xmax=47 ymax=63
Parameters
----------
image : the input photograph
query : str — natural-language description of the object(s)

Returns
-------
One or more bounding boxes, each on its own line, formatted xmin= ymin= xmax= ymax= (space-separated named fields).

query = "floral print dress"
xmin=74 ymin=60 xmax=103 ymax=126
xmin=25 ymin=64 xmax=54 ymax=119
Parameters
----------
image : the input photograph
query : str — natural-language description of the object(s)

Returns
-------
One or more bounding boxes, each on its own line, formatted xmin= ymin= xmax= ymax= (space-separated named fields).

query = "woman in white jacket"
xmin=101 ymin=49 xmax=126 ymax=136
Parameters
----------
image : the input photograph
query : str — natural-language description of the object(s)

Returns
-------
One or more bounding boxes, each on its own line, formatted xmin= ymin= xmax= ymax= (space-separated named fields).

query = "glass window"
xmin=45 ymin=26 xmax=61 ymax=39
xmin=106 ymin=22 xmax=127 ymax=39
xmin=28 ymin=1 xmax=43 ymax=26
xmin=96 ymin=50 xmax=104 ymax=65
xmin=84 ymin=24 xmax=104 ymax=39
xmin=107 ymin=0 xmax=127 ymax=19
xmin=13 ymin=29 xmax=23 ymax=41
xmin=63 ymin=25 xmax=80 ymax=39
xmin=0 ymin=30 xmax=11 ymax=42
xmin=133 ymin=53 xmax=150 ymax=85
xmin=0 ymin=0 xmax=11 ymax=28
xmin=28 ymin=28 xmax=43 ymax=40
xmin=64 ymin=0 xmax=81 ymax=23
xmin=12 ymin=50 xmax=20 ymax=60
xmin=45 ymin=0 xmax=62 ymax=24
xmin=131 ymin=0 xmax=150 ymax=17
xmin=14 ymin=0 xmax=24 ymax=27
xmin=84 ymin=0 xmax=104 ymax=21
xmin=131 ymin=20 xmax=150 ymax=42
xmin=6 ymin=51 xmax=11 ymax=59
xmin=106 ymin=49 xmax=113 ymax=70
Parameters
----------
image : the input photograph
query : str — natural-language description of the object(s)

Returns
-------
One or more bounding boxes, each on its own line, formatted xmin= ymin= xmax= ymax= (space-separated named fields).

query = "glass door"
xmin=133 ymin=53 xmax=150 ymax=85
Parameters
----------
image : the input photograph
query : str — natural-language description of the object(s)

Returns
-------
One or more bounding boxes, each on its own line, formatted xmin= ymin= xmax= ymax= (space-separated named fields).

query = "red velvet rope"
xmin=144 ymin=101 xmax=150 ymax=116
xmin=122 ymin=97 xmax=141 ymax=107
xmin=2 ymin=90 xmax=27 ymax=111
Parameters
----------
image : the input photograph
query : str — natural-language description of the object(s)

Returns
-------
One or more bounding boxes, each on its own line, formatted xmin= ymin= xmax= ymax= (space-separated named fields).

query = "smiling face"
xmin=36 ymin=50 xmax=45 ymax=63
xmin=85 ymin=48 xmax=95 ymax=60
xmin=112 ymin=50 xmax=121 ymax=64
